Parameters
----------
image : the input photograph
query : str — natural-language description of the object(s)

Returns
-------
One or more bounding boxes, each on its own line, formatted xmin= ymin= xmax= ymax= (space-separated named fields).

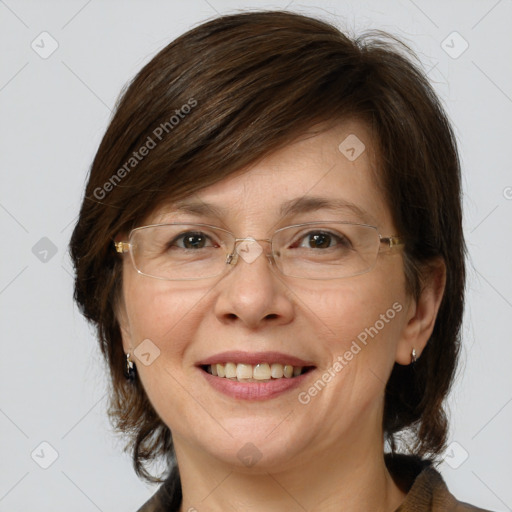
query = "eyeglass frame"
xmin=114 ymin=221 xmax=405 ymax=281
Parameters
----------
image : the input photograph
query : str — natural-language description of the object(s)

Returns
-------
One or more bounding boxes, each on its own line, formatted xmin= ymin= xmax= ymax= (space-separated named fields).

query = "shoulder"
xmin=387 ymin=454 xmax=494 ymax=512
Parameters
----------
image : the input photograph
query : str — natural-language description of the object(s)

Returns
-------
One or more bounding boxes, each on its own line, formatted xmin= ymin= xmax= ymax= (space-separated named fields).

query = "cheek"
xmin=295 ymin=277 xmax=406 ymax=415
xmin=126 ymin=274 xmax=194 ymax=331
xmin=121 ymin=277 xmax=214 ymax=421
xmin=122 ymin=273 xmax=215 ymax=371
xmin=293 ymin=273 xmax=405 ymax=368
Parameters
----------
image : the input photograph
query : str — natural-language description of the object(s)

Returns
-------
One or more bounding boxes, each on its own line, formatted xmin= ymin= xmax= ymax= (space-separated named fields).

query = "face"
xmin=118 ymin=120 xmax=414 ymax=473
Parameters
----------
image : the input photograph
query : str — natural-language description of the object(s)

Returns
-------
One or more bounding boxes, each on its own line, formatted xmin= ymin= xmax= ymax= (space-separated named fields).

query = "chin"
xmin=181 ymin=414 xmax=313 ymax=472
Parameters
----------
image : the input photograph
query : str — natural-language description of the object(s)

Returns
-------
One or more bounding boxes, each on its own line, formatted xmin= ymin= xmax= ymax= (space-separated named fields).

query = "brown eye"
xmin=306 ymin=232 xmax=333 ymax=249
xmin=172 ymin=232 xmax=212 ymax=249
xmin=296 ymin=231 xmax=350 ymax=250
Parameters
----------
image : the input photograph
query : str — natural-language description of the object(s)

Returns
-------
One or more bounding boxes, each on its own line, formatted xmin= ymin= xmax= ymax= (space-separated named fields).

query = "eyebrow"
xmin=278 ymin=196 xmax=375 ymax=224
xmin=170 ymin=196 xmax=375 ymax=224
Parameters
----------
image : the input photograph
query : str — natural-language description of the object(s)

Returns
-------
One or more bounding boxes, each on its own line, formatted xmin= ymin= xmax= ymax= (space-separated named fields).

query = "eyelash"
xmin=291 ymin=231 xmax=351 ymax=250
xmin=168 ymin=230 xmax=352 ymax=250
xmin=169 ymin=232 xmax=219 ymax=249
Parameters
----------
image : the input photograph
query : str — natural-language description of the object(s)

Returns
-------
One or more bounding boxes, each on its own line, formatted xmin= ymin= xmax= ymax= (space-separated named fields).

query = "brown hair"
xmin=70 ymin=10 xmax=465 ymax=483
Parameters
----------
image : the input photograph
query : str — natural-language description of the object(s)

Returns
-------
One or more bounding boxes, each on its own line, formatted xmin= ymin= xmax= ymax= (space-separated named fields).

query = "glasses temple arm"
xmin=115 ymin=241 xmax=130 ymax=253
xmin=380 ymin=236 xmax=404 ymax=249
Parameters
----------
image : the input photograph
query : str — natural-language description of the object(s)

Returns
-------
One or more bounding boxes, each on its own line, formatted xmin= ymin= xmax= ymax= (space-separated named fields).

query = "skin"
xmin=117 ymin=120 xmax=446 ymax=512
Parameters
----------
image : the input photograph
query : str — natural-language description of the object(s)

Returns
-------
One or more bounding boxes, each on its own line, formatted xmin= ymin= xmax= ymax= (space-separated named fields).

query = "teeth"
xmin=253 ymin=363 xmax=271 ymax=380
xmin=225 ymin=362 xmax=237 ymax=379
xmin=271 ymin=363 xmax=284 ymax=378
xmin=206 ymin=362 xmax=306 ymax=381
xmin=236 ymin=363 xmax=253 ymax=380
xmin=216 ymin=364 xmax=226 ymax=378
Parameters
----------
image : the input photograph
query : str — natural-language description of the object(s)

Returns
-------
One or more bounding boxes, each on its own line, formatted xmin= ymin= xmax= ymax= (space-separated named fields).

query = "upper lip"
xmin=197 ymin=351 xmax=315 ymax=367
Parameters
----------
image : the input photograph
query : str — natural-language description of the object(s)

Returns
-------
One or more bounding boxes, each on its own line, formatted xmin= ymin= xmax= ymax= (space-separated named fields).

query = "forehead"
xmin=150 ymin=120 xmax=393 ymax=231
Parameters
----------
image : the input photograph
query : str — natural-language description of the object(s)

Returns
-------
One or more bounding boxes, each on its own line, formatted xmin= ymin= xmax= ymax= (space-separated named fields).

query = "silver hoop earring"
xmin=411 ymin=348 xmax=417 ymax=364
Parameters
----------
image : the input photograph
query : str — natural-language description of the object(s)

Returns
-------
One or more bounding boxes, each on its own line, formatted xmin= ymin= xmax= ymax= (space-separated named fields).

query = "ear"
xmin=395 ymin=258 xmax=446 ymax=365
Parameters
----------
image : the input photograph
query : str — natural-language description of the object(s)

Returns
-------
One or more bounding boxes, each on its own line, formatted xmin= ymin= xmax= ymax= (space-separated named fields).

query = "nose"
xmin=213 ymin=239 xmax=295 ymax=330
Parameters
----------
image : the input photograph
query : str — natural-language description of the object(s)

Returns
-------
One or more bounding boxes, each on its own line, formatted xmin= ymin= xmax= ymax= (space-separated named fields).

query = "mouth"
xmin=196 ymin=351 xmax=316 ymax=400
xmin=202 ymin=362 xmax=314 ymax=382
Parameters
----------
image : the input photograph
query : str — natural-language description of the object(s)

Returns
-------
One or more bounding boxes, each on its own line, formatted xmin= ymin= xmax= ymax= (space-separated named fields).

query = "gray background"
xmin=1 ymin=0 xmax=511 ymax=510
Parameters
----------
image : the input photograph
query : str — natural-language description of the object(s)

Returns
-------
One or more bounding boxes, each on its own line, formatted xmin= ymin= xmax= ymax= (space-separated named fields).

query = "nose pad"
xmin=226 ymin=238 xmax=273 ymax=268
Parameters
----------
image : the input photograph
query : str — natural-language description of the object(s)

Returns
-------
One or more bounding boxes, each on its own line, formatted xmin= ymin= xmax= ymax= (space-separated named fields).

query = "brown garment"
xmin=394 ymin=467 xmax=492 ymax=511
xmin=136 ymin=455 xmax=493 ymax=511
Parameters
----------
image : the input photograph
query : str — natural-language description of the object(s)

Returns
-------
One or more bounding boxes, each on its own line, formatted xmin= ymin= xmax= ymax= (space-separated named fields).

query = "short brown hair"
xmin=70 ymin=10 xmax=465 ymax=482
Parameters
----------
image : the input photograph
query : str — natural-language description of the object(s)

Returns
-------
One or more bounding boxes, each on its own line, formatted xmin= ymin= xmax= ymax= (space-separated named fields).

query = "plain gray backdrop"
xmin=1 ymin=0 xmax=511 ymax=510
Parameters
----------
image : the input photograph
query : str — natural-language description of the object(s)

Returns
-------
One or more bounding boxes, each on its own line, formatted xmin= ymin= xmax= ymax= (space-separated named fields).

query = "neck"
xmin=175 ymin=434 xmax=405 ymax=512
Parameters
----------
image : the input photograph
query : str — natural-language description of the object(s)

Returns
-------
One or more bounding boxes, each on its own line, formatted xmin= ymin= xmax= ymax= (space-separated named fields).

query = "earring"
xmin=411 ymin=348 xmax=417 ymax=364
xmin=125 ymin=353 xmax=136 ymax=382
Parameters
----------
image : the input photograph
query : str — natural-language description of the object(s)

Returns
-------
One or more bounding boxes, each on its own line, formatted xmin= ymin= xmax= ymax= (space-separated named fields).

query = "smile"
xmin=204 ymin=362 xmax=312 ymax=381
xmin=197 ymin=351 xmax=316 ymax=400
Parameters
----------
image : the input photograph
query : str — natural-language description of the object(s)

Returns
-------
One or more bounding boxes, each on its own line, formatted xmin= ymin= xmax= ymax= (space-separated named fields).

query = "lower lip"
xmin=200 ymin=368 xmax=313 ymax=401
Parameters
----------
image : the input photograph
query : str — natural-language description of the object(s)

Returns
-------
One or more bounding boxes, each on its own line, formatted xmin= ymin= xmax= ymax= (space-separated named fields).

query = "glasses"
xmin=115 ymin=222 xmax=404 ymax=281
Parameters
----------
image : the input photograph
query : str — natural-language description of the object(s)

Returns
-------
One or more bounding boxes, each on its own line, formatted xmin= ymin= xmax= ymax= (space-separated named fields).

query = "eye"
xmin=296 ymin=231 xmax=350 ymax=250
xmin=171 ymin=231 xmax=216 ymax=249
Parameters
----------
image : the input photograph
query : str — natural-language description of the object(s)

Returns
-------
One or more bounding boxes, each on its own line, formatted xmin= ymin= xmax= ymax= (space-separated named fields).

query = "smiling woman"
xmin=69 ymin=10 xmax=490 ymax=512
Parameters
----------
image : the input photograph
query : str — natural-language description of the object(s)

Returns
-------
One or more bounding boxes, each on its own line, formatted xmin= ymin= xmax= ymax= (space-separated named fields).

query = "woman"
xmin=70 ymin=10 xmax=491 ymax=512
